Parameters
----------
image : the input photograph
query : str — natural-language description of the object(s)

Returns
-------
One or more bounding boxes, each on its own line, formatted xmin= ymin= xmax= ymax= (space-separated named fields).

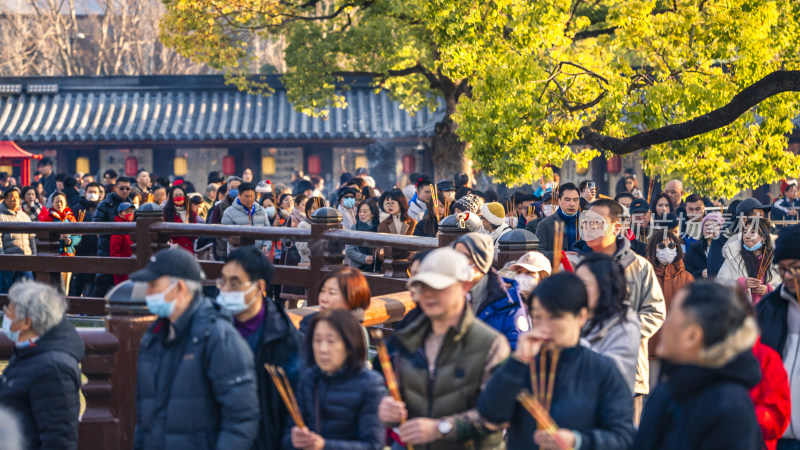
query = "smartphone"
xmin=588 ymin=182 xmax=596 ymax=189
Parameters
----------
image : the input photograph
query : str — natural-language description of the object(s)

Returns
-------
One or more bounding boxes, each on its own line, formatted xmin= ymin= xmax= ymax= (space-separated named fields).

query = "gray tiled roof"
xmin=0 ymin=75 xmax=442 ymax=144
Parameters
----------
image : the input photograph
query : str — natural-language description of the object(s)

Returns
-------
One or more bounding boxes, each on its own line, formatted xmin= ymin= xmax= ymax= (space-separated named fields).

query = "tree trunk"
xmin=431 ymin=115 xmax=469 ymax=182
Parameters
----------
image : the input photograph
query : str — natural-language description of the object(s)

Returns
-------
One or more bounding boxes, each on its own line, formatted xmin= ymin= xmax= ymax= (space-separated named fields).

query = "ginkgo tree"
xmin=161 ymin=0 xmax=800 ymax=197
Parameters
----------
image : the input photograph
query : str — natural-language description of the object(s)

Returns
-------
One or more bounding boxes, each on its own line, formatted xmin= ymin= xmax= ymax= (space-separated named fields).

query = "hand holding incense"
xmin=517 ymin=391 xmax=569 ymax=450
xmin=265 ymin=364 xmax=305 ymax=428
xmin=371 ymin=329 xmax=414 ymax=450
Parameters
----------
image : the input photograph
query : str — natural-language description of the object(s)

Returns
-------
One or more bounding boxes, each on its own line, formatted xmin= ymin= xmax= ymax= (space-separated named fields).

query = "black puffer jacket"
xmin=0 ymin=318 xmax=85 ymax=450
xmin=634 ymin=351 xmax=763 ymax=450
xmin=282 ymin=366 xmax=386 ymax=450
xmin=92 ymin=192 xmax=131 ymax=256
xmin=683 ymin=239 xmax=709 ymax=280
xmin=73 ymin=198 xmax=99 ymax=256
xmin=134 ymin=295 xmax=259 ymax=450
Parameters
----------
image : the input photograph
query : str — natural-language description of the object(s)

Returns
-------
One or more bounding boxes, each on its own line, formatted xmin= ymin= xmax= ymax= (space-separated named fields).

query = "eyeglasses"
xmin=215 ymin=278 xmax=254 ymax=291
xmin=774 ymin=266 xmax=800 ymax=277
xmin=118 ymin=186 xmax=131 ymax=191
xmin=657 ymin=242 xmax=677 ymax=250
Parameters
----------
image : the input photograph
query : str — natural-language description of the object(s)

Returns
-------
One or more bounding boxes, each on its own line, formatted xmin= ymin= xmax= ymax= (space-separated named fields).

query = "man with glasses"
xmin=91 ymin=177 xmax=134 ymax=297
xmin=216 ymin=246 xmax=300 ymax=450
xmin=757 ymin=225 xmax=800 ymax=449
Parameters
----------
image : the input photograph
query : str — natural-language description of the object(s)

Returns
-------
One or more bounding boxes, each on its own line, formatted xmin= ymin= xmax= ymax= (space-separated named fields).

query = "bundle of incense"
xmin=552 ymin=222 xmax=564 ymax=273
xmin=432 ymin=190 xmax=440 ymax=223
xmin=265 ymin=364 xmax=305 ymax=428
xmin=529 ymin=348 xmax=560 ymax=412
xmin=551 ymin=186 xmax=559 ymax=208
xmin=78 ymin=210 xmax=86 ymax=223
xmin=757 ymin=248 xmax=774 ymax=282
xmin=647 ymin=179 xmax=655 ymax=203
xmin=792 ymin=269 xmax=800 ymax=302
xmin=516 ymin=391 xmax=569 ymax=450
xmin=370 ymin=329 xmax=415 ymax=450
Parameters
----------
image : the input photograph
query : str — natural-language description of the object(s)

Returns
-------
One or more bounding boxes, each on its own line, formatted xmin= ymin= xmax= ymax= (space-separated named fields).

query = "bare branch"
xmin=578 ymin=70 xmax=800 ymax=154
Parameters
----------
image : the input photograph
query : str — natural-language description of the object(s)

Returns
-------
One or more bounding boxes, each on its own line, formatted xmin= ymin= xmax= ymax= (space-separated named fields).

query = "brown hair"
xmin=646 ymin=228 xmax=684 ymax=266
xmin=319 ymin=267 xmax=371 ymax=311
xmin=305 ymin=309 xmax=367 ymax=371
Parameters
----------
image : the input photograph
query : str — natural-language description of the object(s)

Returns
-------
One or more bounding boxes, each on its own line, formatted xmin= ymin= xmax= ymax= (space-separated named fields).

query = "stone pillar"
xmin=437 ymin=214 xmax=468 ymax=248
xmin=496 ymin=229 xmax=539 ymax=269
xmin=105 ymin=280 xmax=155 ymax=450
xmin=308 ymin=207 xmax=343 ymax=306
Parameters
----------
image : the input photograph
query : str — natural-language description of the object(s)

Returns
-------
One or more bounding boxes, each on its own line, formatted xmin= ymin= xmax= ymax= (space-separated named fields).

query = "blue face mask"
xmin=2 ymin=315 xmax=19 ymax=343
xmin=743 ymin=241 xmax=763 ymax=252
xmin=145 ymin=281 xmax=178 ymax=318
xmin=342 ymin=198 xmax=356 ymax=209
xmin=228 ymin=188 xmax=239 ymax=199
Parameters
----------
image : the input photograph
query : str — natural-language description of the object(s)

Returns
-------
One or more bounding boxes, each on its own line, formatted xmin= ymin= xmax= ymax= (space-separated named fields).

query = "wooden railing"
xmin=0 ymin=207 xmax=540 ymax=450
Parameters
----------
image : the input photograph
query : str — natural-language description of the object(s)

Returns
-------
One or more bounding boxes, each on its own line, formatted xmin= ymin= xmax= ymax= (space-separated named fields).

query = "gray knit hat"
xmin=455 ymin=194 xmax=481 ymax=214
xmin=454 ymin=232 xmax=494 ymax=274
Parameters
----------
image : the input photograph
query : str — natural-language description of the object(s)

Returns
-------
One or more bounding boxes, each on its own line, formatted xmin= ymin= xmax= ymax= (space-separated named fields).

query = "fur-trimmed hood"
xmin=698 ymin=316 xmax=759 ymax=368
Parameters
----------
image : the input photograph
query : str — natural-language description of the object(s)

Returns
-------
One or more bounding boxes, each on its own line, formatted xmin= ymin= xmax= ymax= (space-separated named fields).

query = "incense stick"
xmin=516 ymin=391 xmax=569 ymax=450
xmin=792 ymin=268 xmax=800 ymax=302
xmin=647 ymin=179 xmax=655 ymax=203
xmin=552 ymin=222 xmax=564 ymax=273
xmin=78 ymin=210 xmax=85 ymax=222
xmin=757 ymin=248 xmax=774 ymax=282
xmin=265 ymin=364 xmax=305 ymax=428
xmin=370 ymin=329 xmax=414 ymax=450
xmin=544 ymin=349 xmax=560 ymax=412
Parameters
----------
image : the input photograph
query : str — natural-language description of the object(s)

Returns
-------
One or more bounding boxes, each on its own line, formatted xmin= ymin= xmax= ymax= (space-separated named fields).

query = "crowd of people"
xmin=0 ymin=158 xmax=797 ymax=449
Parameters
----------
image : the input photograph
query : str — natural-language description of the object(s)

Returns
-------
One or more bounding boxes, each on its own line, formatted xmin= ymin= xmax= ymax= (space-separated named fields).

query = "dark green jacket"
xmin=388 ymin=307 xmax=508 ymax=450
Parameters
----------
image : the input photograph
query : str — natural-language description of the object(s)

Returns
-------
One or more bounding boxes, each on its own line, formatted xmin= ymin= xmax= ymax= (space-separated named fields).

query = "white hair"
xmin=8 ymin=281 xmax=67 ymax=336
xmin=169 ymin=277 xmax=203 ymax=297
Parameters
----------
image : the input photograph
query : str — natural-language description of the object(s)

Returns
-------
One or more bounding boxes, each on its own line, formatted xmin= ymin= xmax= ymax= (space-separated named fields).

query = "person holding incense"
xmin=216 ymin=246 xmax=301 ymax=450
xmin=378 ymin=247 xmax=509 ymax=449
xmin=718 ymin=217 xmax=779 ymax=304
xmin=478 ymin=272 xmax=635 ymax=450
xmin=568 ymin=199 xmax=665 ymax=423
xmin=756 ymin=225 xmax=800 ymax=448
xmin=283 ymin=309 xmax=385 ymax=450
xmin=634 ymin=282 xmax=762 ymax=450
xmin=575 ymin=253 xmax=641 ymax=394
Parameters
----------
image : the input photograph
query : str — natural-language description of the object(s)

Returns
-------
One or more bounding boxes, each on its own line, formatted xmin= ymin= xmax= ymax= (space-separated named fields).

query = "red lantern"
xmin=222 ymin=155 xmax=236 ymax=176
xmin=124 ymin=156 xmax=138 ymax=176
xmin=607 ymin=155 xmax=621 ymax=174
xmin=307 ymin=155 xmax=321 ymax=175
xmin=402 ymin=155 xmax=416 ymax=174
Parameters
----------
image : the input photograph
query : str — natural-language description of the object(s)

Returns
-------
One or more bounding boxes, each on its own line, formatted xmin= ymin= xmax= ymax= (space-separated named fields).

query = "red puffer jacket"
xmin=750 ymin=338 xmax=791 ymax=450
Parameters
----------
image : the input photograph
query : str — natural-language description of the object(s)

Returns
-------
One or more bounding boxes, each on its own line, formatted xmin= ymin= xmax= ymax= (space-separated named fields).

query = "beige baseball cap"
xmin=509 ymin=251 xmax=552 ymax=274
xmin=407 ymin=247 xmax=473 ymax=290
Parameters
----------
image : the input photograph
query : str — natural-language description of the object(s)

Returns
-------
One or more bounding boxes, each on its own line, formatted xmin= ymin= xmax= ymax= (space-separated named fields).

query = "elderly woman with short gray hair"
xmin=0 ymin=281 xmax=85 ymax=450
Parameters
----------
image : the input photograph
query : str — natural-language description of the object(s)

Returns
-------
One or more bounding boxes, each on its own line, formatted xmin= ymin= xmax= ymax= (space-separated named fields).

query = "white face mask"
xmin=265 ymin=206 xmax=277 ymax=218
xmin=515 ymin=274 xmax=537 ymax=295
xmin=542 ymin=205 xmax=554 ymax=217
xmin=656 ymin=248 xmax=677 ymax=266
xmin=86 ymin=193 xmax=99 ymax=202
xmin=216 ymin=284 xmax=259 ymax=314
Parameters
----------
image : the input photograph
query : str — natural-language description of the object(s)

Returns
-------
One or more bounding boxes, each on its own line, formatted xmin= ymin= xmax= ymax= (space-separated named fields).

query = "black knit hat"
xmin=774 ymin=225 xmax=800 ymax=263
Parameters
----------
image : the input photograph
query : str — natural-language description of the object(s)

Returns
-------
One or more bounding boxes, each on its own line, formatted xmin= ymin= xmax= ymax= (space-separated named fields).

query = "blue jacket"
xmin=683 ymin=239 xmax=708 ymax=280
xmin=134 ymin=295 xmax=259 ymax=450
xmin=772 ymin=197 xmax=800 ymax=222
xmin=0 ymin=318 xmax=85 ymax=450
xmin=478 ymin=347 xmax=634 ymax=450
xmin=474 ymin=269 xmax=528 ymax=350
xmin=283 ymin=366 xmax=385 ymax=450
xmin=634 ymin=352 xmax=762 ymax=450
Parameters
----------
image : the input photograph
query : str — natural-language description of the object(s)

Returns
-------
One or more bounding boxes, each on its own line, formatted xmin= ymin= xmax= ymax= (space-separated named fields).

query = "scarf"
xmin=49 ymin=207 xmax=76 ymax=223
xmin=557 ymin=207 xmax=580 ymax=249
xmin=392 ymin=214 xmax=403 ymax=234
xmin=354 ymin=220 xmax=378 ymax=255
xmin=290 ymin=207 xmax=307 ymax=227
xmin=234 ymin=301 xmax=266 ymax=338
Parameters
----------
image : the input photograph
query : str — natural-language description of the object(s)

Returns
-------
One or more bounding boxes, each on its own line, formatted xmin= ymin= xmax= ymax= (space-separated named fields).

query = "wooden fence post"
xmin=33 ymin=230 xmax=60 ymax=285
xmin=134 ymin=203 xmax=165 ymax=269
xmin=105 ymin=280 xmax=155 ymax=450
xmin=308 ymin=207 xmax=343 ymax=306
xmin=78 ymin=328 xmax=121 ymax=450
